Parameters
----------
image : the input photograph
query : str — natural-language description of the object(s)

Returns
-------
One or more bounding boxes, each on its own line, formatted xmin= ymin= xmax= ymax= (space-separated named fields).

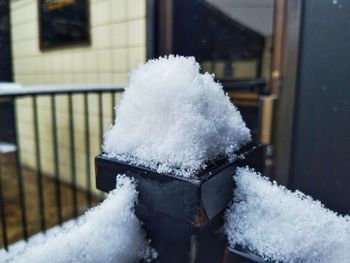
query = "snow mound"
xmin=8 ymin=175 xmax=156 ymax=263
xmin=225 ymin=167 xmax=350 ymax=263
xmin=103 ymin=55 xmax=251 ymax=178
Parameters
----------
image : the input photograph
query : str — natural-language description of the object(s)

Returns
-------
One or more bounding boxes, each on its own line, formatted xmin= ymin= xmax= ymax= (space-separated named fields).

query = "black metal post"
xmin=51 ymin=94 xmax=63 ymax=224
xmin=95 ymin=156 xmax=235 ymax=263
xmin=12 ymin=97 xmax=28 ymax=241
xmin=33 ymin=95 xmax=46 ymax=232
xmin=84 ymin=93 xmax=92 ymax=207
xmin=97 ymin=92 xmax=105 ymax=201
xmin=68 ymin=94 xmax=78 ymax=217
xmin=98 ymin=92 xmax=103 ymax=149
xmin=0 ymin=155 xmax=8 ymax=250
xmin=111 ymin=92 xmax=116 ymax=123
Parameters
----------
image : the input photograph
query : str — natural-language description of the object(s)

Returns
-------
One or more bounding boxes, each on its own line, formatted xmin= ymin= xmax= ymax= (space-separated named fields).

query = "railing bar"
xmin=111 ymin=92 xmax=116 ymax=123
xmin=98 ymin=92 xmax=105 ymax=200
xmin=33 ymin=95 xmax=46 ymax=232
xmin=84 ymin=93 xmax=92 ymax=207
xmin=12 ymin=97 xmax=28 ymax=241
xmin=51 ymin=95 xmax=63 ymax=225
xmin=98 ymin=92 xmax=103 ymax=149
xmin=0 ymin=86 xmax=125 ymax=98
xmin=0 ymin=161 xmax=8 ymax=250
xmin=68 ymin=94 xmax=78 ymax=218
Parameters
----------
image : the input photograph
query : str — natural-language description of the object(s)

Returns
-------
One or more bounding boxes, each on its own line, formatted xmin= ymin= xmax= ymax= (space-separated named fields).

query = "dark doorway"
xmin=290 ymin=0 xmax=350 ymax=215
xmin=274 ymin=0 xmax=350 ymax=215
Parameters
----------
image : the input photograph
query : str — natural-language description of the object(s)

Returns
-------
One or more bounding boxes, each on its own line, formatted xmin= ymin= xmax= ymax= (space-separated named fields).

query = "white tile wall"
xmin=10 ymin=0 xmax=144 ymax=192
xmin=11 ymin=0 xmax=147 ymax=86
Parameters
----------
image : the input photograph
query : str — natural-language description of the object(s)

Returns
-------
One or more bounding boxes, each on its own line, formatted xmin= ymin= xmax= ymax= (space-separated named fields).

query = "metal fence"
xmin=0 ymin=86 xmax=124 ymax=250
xmin=0 ymin=80 xmax=266 ymax=251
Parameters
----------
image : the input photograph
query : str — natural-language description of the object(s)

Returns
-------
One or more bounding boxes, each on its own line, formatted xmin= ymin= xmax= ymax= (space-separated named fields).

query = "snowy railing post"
xmin=95 ymin=56 xmax=254 ymax=262
xmin=95 ymin=155 xmax=236 ymax=262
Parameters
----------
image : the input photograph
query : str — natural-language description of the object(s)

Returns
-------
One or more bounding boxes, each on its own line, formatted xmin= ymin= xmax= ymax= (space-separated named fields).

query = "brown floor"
xmin=0 ymin=153 xmax=100 ymax=248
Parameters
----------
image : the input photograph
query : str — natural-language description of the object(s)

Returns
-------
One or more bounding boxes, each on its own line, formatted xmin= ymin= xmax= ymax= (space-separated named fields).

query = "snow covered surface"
xmin=225 ymin=167 xmax=350 ymax=263
xmin=0 ymin=84 xmax=124 ymax=96
xmin=0 ymin=83 xmax=23 ymax=92
xmin=0 ymin=220 xmax=76 ymax=262
xmin=6 ymin=175 xmax=155 ymax=263
xmin=0 ymin=142 xmax=16 ymax=153
xmin=103 ymin=55 xmax=251 ymax=178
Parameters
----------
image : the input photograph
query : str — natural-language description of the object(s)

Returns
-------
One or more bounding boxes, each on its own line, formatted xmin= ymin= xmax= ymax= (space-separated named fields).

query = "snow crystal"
xmin=8 ymin=175 xmax=155 ymax=263
xmin=103 ymin=55 xmax=251 ymax=178
xmin=225 ymin=167 xmax=350 ymax=263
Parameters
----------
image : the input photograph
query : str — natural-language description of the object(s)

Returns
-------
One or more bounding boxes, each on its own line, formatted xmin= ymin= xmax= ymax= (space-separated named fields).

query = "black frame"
xmin=38 ymin=0 xmax=91 ymax=50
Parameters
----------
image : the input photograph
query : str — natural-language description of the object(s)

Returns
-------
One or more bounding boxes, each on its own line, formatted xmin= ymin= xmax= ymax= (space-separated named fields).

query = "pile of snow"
xmin=225 ymin=167 xmax=350 ymax=263
xmin=8 ymin=175 xmax=155 ymax=263
xmin=103 ymin=55 xmax=250 ymax=178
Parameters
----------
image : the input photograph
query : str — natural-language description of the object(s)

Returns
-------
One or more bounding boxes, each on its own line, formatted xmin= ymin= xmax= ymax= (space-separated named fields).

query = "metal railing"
xmin=0 ymin=85 xmax=124 ymax=250
xmin=0 ymin=80 xmax=267 ymax=251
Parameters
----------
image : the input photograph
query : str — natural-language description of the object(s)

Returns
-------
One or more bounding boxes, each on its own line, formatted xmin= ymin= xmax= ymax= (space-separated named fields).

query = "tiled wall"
xmin=10 ymin=0 xmax=147 ymax=192
xmin=11 ymin=0 xmax=146 ymax=85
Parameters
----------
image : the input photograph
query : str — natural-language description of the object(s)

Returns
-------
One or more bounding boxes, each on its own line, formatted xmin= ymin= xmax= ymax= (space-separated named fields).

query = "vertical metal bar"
xmin=146 ymin=0 xmax=156 ymax=59
xmin=256 ymin=55 xmax=263 ymax=79
xmin=210 ymin=62 xmax=214 ymax=74
xmin=51 ymin=95 xmax=62 ymax=224
xmin=98 ymin=92 xmax=104 ymax=200
xmin=111 ymin=92 xmax=116 ymax=123
xmin=0 ymin=158 xmax=8 ymax=250
xmin=273 ymin=0 xmax=303 ymax=185
xmin=98 ymin=92 xmax=103 ymax=149
xmin=33 ymin=96 xmax=46 ymax=232
xmin=271 ymin=0 xmax=286 ymax=96
xmin=68 ymin=94 xmax=78 ymax=217
xmin=158 ymin=0 xmax=173 ymax=55
xmin=12 ymin=97 xmax=28 ymax=240
xmin=84 ymin=93 xmax=92 ymax=207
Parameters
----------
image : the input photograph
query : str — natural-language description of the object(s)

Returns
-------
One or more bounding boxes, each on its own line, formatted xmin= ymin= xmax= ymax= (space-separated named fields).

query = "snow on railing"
xmin=0 ymin=84 xmax=124 ymax=97
xmin=5 ymin=175 xmax=156 ymax=263
xmin=103 ymin=55 xmax=251 ymax=179
xmin=225 ymin=167 xmax=350 ymax=263
xmin=0 ymin=83 xmax=125 ymax=249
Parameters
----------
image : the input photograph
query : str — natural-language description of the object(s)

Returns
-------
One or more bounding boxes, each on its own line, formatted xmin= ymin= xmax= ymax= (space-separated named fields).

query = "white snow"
xmin=103 ymin=55 xmax=251 ymax=178
xmin=0 ymin=220 xmax=76 ymax=262
xmin=0 ymin=83 xmax=23 ymax=91
xmin=0 ymin=142 xmax=17 ymax=154
xmin=225 ymin=167 xmax=350 ymax=263
xmin=7 ymin=175 xmax=155 ymax=263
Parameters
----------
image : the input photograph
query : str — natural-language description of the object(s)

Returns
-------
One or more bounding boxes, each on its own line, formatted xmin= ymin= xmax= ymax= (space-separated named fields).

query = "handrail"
xmin=221 ymin=79 xmax=268 ymax=92
xmin=0 ymin=79 xmax=268 ymax=250
xmin=0 ymin=85 xmax=124 ymax=248
xmin=0 ymin=80 xmax=267 ymax=98
xmin=0 ymin=85 xmax=125 ymax=97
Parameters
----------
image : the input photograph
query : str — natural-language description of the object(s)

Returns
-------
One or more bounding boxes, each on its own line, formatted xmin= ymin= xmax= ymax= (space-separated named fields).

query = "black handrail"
xmin=0 ymin=86 xmax=125 ymax=250
xmin=0 ymin=80 xmax=268 ymax=98
xmin=0 ymin=80 xmax=266 ymax=250
xmin=221 ymin=79 xmax=268 ymax=93
xmin=0 ymin=85 xmax=125 ymax=97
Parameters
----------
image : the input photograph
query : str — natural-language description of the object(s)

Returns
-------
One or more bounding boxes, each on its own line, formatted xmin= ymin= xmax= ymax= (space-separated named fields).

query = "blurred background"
xmin=0 ymin=0 xmax=349 ymax=254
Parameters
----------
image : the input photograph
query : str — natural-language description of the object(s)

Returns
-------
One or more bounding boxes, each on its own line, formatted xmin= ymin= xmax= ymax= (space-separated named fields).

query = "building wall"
xmin=11 ymin=0 xmax=146 ymax=85
xmin=10 ymin=0 xmax=147 ymax=192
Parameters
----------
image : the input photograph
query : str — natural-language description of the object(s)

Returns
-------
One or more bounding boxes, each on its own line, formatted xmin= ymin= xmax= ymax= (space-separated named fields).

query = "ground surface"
xmin=0 ymin=153 xmax=99 ymax=248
